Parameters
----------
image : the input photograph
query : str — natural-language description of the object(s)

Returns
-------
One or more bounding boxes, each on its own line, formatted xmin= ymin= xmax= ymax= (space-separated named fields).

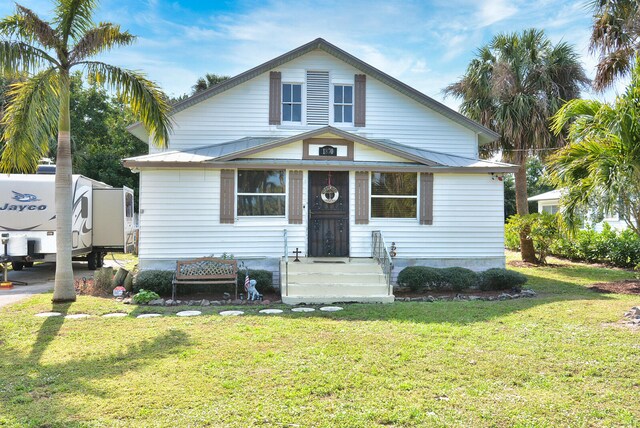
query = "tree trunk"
xmin=52 ymin=71 xmax=76 ymax=302
xmin=514 ymin=157 xmax=538 ymax=263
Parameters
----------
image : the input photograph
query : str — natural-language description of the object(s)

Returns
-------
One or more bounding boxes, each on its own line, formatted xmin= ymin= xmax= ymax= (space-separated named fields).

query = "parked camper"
xmin=0 ymin=174 xmax=135 ymax=270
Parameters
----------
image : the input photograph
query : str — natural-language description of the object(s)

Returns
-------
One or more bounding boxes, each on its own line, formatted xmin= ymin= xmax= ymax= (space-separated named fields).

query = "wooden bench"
xmin=172 ymin=257 xmax=238 ymax=301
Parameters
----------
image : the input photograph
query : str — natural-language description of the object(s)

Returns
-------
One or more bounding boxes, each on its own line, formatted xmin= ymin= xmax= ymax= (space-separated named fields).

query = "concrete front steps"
xmin=280 ymin=257 xmax=394 ymax=304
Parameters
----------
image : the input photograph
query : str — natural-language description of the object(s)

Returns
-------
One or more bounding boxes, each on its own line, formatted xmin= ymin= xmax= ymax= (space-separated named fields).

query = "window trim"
xmin=369 ymin=172 xmax=418 ymax=220
xmin=333 ymin=84 xmax=354 ymax=125
xmin=281 ymin=83 xmax=303 ymax=124
xmin=236 ymin=169 xmax=287 ymax=218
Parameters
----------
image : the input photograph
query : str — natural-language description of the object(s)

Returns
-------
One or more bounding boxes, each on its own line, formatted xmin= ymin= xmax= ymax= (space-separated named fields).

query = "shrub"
xmin=479 ymin=268 xmax=527 ymax=291
xmin=397 ymin=266 xmax=479 ymax=291
xmin=397 ymin=266 xmax=446 ymax=291
xmin=236 ymin=269 xmax=274 ymax=293
xmin=132 ymin=289 xmax=160 ymax=304
xmin=506 ymin=213 xmax=559 ymax=263
xmin=133 ymin=270 xmax=174 ymax=295
xmin=442 ymin=267 xmax=479 ymax=291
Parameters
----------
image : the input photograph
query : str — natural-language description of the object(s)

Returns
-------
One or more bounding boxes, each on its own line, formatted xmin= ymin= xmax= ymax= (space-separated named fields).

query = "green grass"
xmin=1 ymin=252 xmax=639 ymax=427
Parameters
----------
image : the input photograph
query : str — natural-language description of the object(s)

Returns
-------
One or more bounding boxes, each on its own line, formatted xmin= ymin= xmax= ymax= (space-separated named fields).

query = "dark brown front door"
xmin=308 ymin=171 xmax=349 ymax=257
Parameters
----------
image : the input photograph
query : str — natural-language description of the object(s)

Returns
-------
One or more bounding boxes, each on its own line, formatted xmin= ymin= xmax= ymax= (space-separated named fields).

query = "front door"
xmin=308 ymin=171 xmax=349 ymax=257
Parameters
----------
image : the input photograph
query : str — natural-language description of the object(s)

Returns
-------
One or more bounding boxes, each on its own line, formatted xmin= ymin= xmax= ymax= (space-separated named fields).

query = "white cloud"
xmin=476 ymin=0 xmax=518 ymax=27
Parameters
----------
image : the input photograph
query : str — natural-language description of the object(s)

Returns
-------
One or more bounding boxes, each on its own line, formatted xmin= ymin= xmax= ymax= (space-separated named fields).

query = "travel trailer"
xmin=0 ymin=174 xmax=135 ymax=270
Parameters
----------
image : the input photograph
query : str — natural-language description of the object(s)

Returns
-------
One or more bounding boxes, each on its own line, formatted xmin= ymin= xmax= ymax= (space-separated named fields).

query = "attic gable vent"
xmin=306 ymin=71 xmax=329 ymax=125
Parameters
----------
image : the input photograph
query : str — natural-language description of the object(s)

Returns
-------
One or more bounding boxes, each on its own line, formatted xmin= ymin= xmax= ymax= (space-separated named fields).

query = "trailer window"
xmin=125 ymin=192 xmax=134 ymax=218
xmin=81 ymin=196 xmax=88 ymax=219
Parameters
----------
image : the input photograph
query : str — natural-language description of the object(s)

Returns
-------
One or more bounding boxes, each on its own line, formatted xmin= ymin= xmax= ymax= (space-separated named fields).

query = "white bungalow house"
xmin=124 ymin=38 xmax=517 ymax=304
xmin=529 ymin=189 xmax=628 ymax=232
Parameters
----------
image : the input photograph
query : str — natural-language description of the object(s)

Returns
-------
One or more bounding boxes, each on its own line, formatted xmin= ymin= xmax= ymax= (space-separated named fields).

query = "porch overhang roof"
xmin=123 ymin=126 xmax=518 ymax=173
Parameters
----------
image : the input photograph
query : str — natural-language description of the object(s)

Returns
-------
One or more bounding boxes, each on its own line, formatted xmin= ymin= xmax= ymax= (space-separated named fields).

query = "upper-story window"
xmin=282 ymin=83 xmax=302 ymax=122
xmin=334 ymin=85 xmax=353 ymax=123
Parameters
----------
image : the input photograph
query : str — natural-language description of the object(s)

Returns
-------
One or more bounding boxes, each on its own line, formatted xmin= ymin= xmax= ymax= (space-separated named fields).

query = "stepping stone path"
xmin=259 ymin=309 xmax=283 ymax=314
xmin=65 ymin=314 xmax=91 ymax=319
xmin=291 ymin=307 xmax=315 ymax=313
xmin=219 ymin=310 xmax=244 ymax=316
xmin=35 ymin=312 xmax=62 ymax=317
xmin=102 ymin=313 xmax=128 ymax=318
xmin=176 ymin=310 xmax=201 ymax=317
xmin=137 ymin=313 xmax=162 ymax=319
xmin=319 ymin=306 xmax=343 ymax=312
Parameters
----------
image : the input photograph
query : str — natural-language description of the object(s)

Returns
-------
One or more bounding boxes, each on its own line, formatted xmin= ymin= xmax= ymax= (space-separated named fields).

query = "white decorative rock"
xmin=259 ymin=309 xmax=283 ymax=314
xmin=319 ymin=306 xmax=343 ymax=312
xmin=291 ymin=307 xmax=315 ymax=313
xmin=219 ymin=310 xmax=244 ymax=316
xmin=65 ymin=314 xmax=91 ymax=319
xmin=176 ymin=310 xmax=201 ymax=317
xmin=102 ymin=313 xmax=128 ymax=318
xmin=137 ymin=313 xmax=162 ymax=318
xmin=35 ymin=312 xmax=62 ymax=317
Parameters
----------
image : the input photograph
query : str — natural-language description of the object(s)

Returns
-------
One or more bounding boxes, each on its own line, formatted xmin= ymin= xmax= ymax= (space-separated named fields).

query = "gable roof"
xmin=528 ymin=189 xmax=564 ymax=202
xmin=123 ymin=126 xmax=516 ymax=172
xmin=128 ymin=38 xmax=499 ymax=144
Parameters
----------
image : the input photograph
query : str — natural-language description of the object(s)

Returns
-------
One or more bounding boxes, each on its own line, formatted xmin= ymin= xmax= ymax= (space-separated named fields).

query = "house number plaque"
xmin=319 ymin=145 xmax=337 ymax=156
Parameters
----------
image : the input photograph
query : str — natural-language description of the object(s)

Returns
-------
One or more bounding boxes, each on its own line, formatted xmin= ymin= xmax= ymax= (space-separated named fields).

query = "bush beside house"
xmin=133 ymin=269 xmax=274 ymax=296
xmin=396 ymin=266 xmax=526 ymax=291
xmin=506 ymin=214 xmax=640 ymax=268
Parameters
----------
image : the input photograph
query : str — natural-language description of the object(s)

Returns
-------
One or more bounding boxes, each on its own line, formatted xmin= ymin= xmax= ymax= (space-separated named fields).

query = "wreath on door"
xmin=320 ymin=172 xmax=340 ymax=204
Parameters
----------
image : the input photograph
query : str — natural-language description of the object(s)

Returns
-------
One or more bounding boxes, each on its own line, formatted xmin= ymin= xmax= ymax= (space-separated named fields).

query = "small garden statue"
xmin=247 ymin=279 xmax=262 ymax=301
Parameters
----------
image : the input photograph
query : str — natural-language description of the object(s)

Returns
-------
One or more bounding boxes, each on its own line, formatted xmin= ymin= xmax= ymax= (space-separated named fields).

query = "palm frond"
xmin=0 ymin=68 xmax=59 ymax=173
xmin=54 ymin=0 xmax=98 ymax=44
xmin=81 ymin=61 xmax=172 ymax=148
xmin=0 ymin=5 xmax=60 ymax=51
xmin=0 ymin=40 xmax=59 ymax=76
xmin=70 ymin=23 xmax=135 ymax=63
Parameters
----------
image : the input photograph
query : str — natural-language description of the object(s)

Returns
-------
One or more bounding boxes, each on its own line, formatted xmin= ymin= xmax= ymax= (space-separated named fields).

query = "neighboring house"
xmin=528 ymin=189 xmax=628 ymax=232
xmin=124 ymin=38 xmax=517 ymax=303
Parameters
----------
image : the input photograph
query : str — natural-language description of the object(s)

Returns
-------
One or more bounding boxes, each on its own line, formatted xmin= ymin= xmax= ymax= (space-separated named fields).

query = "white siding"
xmin=350 ymin=172 xmax=505 ymax=258
xmin=138 ymin=169 xmax=306 ymax=260
xmin=139 ymin=168 xmax=504 ymax=264
xmin=154 ymin=50 xmax=478 ymax=157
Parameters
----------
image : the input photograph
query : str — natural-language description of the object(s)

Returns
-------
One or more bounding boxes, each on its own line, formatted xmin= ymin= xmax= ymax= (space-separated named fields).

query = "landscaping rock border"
xmin=394 ymin=289 xmax=537 ymax=302
xmin=623 ymin=306 xmax=640 ymax=327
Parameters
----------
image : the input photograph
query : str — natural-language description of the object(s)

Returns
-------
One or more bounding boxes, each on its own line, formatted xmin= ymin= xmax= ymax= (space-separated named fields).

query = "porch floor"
xmin=280 ymin=257 xmax=394 ymax=304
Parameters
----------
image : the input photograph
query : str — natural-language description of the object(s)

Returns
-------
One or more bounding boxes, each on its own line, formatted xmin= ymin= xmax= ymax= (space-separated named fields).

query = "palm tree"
xmin=590 ymin=0 xmax=640 ymax=91
xmin=192 ymin=73 xmax=229 ymax=94
xmin=0 ymin=0 xmax=172 ymax=302
xmin=548 ymin=59 xmax=640 ymax=235
xmin=445 ymin=28 xmax=588 ymax=263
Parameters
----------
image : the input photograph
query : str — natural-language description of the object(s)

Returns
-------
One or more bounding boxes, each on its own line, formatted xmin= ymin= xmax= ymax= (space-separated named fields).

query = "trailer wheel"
xmin=11 ymin=262 xmax=24 ymax=271
xmin=87 ymin=252 xmax=98 ymax=270
xmin=24 ymin=262 xmax=34 ymax=268
xmin=96 ymin=253 xmax=105 ymax=268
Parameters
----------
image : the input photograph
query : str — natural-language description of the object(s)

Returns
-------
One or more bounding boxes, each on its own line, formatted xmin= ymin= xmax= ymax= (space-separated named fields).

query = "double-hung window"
xmin=237 ymin=170 xmax=286 ymax=216
xmin=282 ymin=83 xmax=302 ymax=123
xmin=334 ymin=85 xmax=353 ymax=123
xmin=371 ymin=172 xmax=418 ymax=218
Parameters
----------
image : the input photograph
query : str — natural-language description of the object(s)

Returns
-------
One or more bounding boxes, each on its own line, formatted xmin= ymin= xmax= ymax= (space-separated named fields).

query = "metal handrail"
xmin=283 ymin=229 xmax=289 ymax=297
xmin=372 ymin=230 xmax=393 ymax=295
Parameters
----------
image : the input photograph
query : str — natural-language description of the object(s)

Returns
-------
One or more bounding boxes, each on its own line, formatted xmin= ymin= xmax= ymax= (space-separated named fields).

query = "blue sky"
xmin=0 ymin=0 xmax=623 ymax=108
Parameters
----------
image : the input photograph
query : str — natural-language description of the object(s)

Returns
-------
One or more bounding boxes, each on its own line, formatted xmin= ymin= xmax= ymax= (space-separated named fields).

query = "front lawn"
xmin=0 ymin=254 xmax=638 ymax=427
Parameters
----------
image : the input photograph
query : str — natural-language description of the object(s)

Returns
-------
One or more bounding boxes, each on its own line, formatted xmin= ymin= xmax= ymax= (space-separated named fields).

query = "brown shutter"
xmin=420 ymin=173 xmax=434 ymax=225
xmin=269 ymin=71 xmax=281 ymax=125
xmin=220 ymin=169 xmax=235 ymax=224
xmin=355 ymin=171 xmax=369 ymax=224
xmin=288 ymin=170 xmax=303 ymax=224
xmin=354 ymin=74 xmax=366 ymax=127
